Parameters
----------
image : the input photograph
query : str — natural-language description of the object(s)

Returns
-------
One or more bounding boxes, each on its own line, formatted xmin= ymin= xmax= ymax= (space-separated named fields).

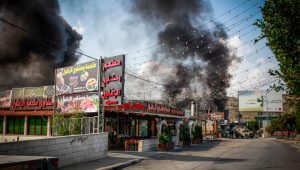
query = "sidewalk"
xmin=60 ymin=140 xmax=221 ymax=170
xmin=60 ymin=151 xmax=158 ymax=170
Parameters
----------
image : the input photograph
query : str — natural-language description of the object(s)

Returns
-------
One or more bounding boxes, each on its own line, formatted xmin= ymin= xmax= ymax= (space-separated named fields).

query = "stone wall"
xmin=0 ymin=133 xmax=108 ymax=167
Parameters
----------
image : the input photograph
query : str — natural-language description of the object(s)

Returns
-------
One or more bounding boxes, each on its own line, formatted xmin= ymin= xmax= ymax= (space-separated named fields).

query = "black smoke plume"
xmin=131 ymin=0 xmax=239 ymax=109
xmin=0 ymin=0 xmax=82 ymax=89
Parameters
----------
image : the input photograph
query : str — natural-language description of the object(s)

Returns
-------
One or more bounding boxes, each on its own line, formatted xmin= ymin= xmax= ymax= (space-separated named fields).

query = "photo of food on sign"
xmin=55 ymin=61 xmax=98 ymax=95
xmin=56 ymin=93 xmax=99 ymax=113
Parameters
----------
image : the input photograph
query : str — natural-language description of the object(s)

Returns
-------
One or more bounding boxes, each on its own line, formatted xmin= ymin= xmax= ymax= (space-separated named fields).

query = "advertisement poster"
xmin=263 ymin=90 xmax=283 ymax=112
xmin=56 ymin=61 xmax=99 ymax=95
xmin=56 ymin=93 xmax=99 ymax=113
xmin=102 ymin=55 xmax=125 ymax=106
xmin=238 ymin=91 xmax=264 ymax=111
xmin=0 ymin=90 xmax=12 ymax=108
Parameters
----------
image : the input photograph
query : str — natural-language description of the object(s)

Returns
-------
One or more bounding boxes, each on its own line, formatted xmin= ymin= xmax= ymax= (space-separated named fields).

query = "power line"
xmin=0 ymin=16 xmax=97 ymax=60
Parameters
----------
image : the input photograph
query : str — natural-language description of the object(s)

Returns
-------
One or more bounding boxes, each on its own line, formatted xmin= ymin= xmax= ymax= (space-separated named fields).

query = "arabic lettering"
xmin=101 ymin=89 xmax=121 ymax=99
xmin=102 ymin=60 xmax=122 ymax=71
xmin=102 ymin=75 xmax=122 ymax=87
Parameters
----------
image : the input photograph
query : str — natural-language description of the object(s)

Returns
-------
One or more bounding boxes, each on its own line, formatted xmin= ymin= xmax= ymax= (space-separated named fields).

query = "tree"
xmin=255 ymin=0 xmax=300 ymax=134
xmin=247 ymin=121 xmax=259 ymax=132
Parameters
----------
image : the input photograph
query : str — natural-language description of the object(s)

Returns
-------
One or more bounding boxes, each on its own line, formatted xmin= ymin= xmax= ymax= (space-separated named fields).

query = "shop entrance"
xmin=7 ymin=117 xmax=24 ymax=135
xmin=29 ymin=117 xmax=47 ymax=135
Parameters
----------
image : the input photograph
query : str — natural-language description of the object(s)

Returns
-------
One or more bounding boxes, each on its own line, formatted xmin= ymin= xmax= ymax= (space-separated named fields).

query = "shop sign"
xmin=210 ymin=112 xmax=224 ymax=120
xmin=106 ymin=100 xmax=184 ymax=116
xmin=0 ymin=90 xmax=12 ymax=108
xmin=11 ymin=86 xmax=55 ymax=99
xmin=55 ymin=60 xmax=99 ymax=95
xmin=11 ymin=98 xmax=54 ymax=110
xmin=56 ymin=93 xmax=99 ymax=113
xmin=101 ymin=55 xmax=125 ymax=106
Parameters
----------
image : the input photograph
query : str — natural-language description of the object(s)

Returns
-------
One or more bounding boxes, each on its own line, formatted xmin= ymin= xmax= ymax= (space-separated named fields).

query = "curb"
xmin=99 ymin=158 xmax=143 ymax=170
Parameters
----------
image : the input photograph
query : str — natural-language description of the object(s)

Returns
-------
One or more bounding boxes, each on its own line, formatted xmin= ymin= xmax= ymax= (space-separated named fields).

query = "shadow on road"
xmin=113 ymin=140 xmax=247 ymax=164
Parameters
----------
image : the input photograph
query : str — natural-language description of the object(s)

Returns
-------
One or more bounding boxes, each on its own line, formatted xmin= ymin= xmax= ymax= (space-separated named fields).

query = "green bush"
xmin=179 ymin=125 xmax=190 ymax=142
xmin=52 ymin=112 xmax=85 ymax=136
xmin=159 ymin=127 xmax=172 ymax=144
xmin=192 ymin=126 xmax=202 ymax=140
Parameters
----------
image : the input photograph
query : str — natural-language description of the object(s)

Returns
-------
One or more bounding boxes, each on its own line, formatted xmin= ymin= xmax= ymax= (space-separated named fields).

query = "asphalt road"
xmin=124 ymin=139 xmax=300 ymax=170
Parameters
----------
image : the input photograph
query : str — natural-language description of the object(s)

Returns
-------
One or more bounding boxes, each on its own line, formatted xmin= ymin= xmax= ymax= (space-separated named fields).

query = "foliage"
xmin=179 ymin=125 xmax=190 ymax=142
xmin=192 ymin=126 xmax=202 ymax=140
xmin=255 ymin=0 xmax=300 ymax=133
xmin=266 ymin=112 xmax=297 ymax=134
xmin=159 ymin=127 xmax=172 ymax=144
xmin=52 ymin=112 xmax=85 ymax=136
xmin=247 ymin=121 xmax=259 ymax=132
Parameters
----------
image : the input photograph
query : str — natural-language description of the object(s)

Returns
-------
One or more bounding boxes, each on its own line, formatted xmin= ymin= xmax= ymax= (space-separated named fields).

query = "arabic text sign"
xmin=102 ymin=55 xmax=125 ymax=106
xmin=11 ymin=98 xmax=54 ymax=110
xmin=56 ymin=93 xmax=99 ymax=113
xmin=263 ymin=90 xmax=283 ymax=112
xmin=0 ymin=90 xmax=12 ymax=108
xmin=238 ymin=91 xmax=264 ymax=111
xmin=56 ymin=61 xmax=99 ymax=95
xmin=11 ymin=86 xmax=55 ymax=99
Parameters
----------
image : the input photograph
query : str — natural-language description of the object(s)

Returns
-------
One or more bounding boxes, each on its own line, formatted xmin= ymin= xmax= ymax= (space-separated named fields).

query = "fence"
xmin=52 ymin=116 xmax=99 ymax=136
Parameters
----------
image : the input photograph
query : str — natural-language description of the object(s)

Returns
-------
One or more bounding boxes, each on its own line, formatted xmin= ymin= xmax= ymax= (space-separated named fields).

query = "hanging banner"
xmin=238 ymin=91 xmax=264 ymax=111
xmin=101 ymin=54 xmax=125 ymax=106
xmin=56 ymin=93 xmax=99 ymax=113
xmin=55 ymin=60 xmax=99 ymax=95
xmin=0 ymin=90 xmax=12 ymax=108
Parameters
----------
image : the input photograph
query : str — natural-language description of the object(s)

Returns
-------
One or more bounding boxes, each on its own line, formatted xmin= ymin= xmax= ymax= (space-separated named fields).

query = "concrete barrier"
xmin=0 ymin=133 xmax=108 ymax=167
xmin=137 ymin=139 xmax=158 ymax=152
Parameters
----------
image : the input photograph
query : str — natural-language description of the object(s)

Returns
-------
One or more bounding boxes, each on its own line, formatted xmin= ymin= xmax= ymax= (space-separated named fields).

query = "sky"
xmin=58 ymin=0 xmax=279 ymax=100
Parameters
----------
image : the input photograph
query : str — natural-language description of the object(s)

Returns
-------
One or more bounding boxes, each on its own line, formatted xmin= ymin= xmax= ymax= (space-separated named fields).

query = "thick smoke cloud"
xmin=131 ymin=0 xmax=239 ymax=109
xmin=0 ymin=0 xmax=82 ymax=89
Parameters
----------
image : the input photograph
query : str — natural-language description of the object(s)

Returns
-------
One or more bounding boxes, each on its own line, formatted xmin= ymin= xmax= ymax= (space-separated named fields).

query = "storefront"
xmin=0 ymin=86 xmax=54 ymax=136
xmin=104 ymin=100 xmax=184 ymax=150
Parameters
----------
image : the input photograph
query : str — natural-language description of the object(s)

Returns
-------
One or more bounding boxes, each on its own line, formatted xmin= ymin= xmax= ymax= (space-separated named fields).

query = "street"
xmin=123 ymin=139 xmax=300 ymax=170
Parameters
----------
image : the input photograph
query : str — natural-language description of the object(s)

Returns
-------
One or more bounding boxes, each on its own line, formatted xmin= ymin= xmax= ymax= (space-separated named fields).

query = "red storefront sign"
xmin=106 ymin=101 xmax=183 ymax=117
xmin=101 ymin=55 xmax=125 ymax=106
xmin=11 ymin=98 xmax=54 ymax=110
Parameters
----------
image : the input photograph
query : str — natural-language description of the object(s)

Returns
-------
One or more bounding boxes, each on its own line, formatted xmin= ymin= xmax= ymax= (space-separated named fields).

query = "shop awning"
xmin=0 ymin=110 xmax=53 ymax=116
xmin=124 ymin=111 xmax=184 ymax=119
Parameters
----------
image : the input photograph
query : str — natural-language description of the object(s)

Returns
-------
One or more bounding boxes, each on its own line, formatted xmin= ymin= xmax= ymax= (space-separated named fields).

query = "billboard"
xmin=238 ymin=91 xmax=264 ymax=111
xmin=238 ymin=90 xmax=283 ymax=112
xmin=56 ymin=93 xmax=99 ymax=113
xmin=101 ymin=55 xmax=125 ymax=106
xmin=0 ymin=90 xmax=12 ymax=108
xmin=55 ymin=60 xmax=99 ymax=95
xmin=263 ymin=90 xmax=283 ymax=112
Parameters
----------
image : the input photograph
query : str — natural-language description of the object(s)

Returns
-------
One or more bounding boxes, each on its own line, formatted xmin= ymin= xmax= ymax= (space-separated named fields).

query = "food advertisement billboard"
xmin=238 ymin=91 xmax=264 ymax=111
xmin=263 ymin=90 xmax=283 ymax=112
xmin=56 ymin=93 xmax=99 ymax=113
xmin=0 ymin=90 xmax=12 ymax=108
xmin=102 ymin=55 xmax=125 ymax=106
xmin=55 ymin=61 xmax=98 ymax=95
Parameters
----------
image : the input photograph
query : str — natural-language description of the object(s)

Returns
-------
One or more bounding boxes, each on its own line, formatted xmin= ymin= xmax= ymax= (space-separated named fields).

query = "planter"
xmin=157 ymin=143 xmax=174 ymax=151
xmin=183 ymin=141 xmax=191 ymax=146
xmin=179 ymin=141 xmax=191 ymax=146
xmin=192 ymin=139 xmax=203 ymax=144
